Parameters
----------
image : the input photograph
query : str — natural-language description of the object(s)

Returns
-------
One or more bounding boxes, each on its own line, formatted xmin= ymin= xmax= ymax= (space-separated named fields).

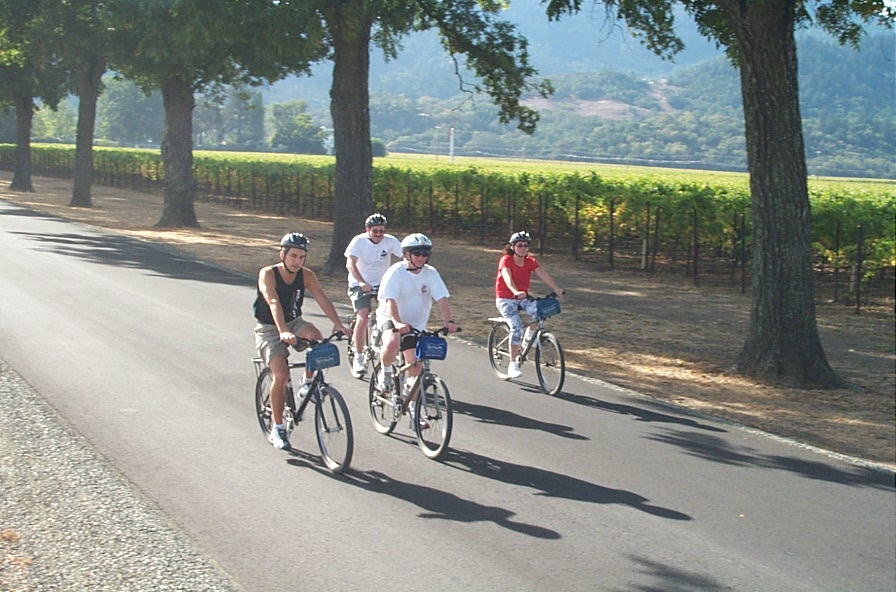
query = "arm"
xmin=534 ymin=267 xmax=563 ymax=299
xmin=383 ymin=297 xmax=411 ymax=334
xmin=345 ymin=255 xmax=372 ymax=292
xmin=436 ymin=297 xmax=458 ymax=333
xmin=304 ymin=269 xmax=349 ymax=334
xmin=501 ymin=266 xmax=526 ymax=299
xmin=258 ymin=267 xmax=296 ymax=345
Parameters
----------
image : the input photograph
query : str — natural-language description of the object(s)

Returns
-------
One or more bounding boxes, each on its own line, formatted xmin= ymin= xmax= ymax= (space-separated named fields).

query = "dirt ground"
xmin=2 ymin=173 xmax=894 ymax=468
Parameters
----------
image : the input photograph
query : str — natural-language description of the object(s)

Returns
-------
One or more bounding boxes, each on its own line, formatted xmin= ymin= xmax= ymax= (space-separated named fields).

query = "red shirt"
xmin=495 ymin=254 xmax=540 ymax=298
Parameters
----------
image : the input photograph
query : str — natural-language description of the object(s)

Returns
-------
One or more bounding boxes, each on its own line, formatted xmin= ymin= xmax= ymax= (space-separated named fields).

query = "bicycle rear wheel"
xmin=487 ymin=322 xmax=513 ymax=379
xmin=315 ymin=385 xmax=354 ymax=474
xmin=368 ymin=361 xmax=397 ymax=435
xmin=415 ymin=375 xmax=452 ymax=460
xmin=256 ymin=369 xmax=297 ymax=438
xmin=346 ymin=316 xmax=364 ymax=379
xmin=255 ymin=368 xmax=274 ymax=436
xmin=535 ymin=332 xmax=565 ymax=396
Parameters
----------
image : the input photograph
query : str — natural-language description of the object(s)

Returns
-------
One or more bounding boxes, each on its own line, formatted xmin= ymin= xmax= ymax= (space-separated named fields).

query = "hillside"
xmin=357 ymin=34 xmax=894 ymax=178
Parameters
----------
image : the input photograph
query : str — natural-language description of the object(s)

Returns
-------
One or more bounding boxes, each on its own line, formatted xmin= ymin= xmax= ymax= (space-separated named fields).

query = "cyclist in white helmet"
xmin=495 ymin=231 xmax=563 ymax=379
xmin=254 ymin=233 xmax=348 ymax=450
xmin=375 ymin=233 xmax=458 ymax=398
xmin=344 ymin=213 xmax=402 ymax=375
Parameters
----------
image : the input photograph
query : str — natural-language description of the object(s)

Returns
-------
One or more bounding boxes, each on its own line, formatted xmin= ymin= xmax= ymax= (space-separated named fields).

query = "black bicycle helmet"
xmin=280 ymin=232 xmax=310 ymax=251
xmin=509 ymin=231 xmax=531 ymax=245
xmin=365 ymin=213 xmax=388 ymax=227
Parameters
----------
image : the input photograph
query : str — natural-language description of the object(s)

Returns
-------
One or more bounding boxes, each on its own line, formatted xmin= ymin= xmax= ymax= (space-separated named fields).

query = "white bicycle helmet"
xmin=401 ymin=233 xmax=433 ymax=252
xmin=509 ymin=231 xmax=531 ymax=245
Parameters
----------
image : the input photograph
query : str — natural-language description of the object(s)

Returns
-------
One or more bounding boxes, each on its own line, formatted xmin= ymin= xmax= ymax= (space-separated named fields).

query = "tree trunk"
xmin=325 ymin=3 xmax=373 ymax=272
xmin=728 ymin=1 xmax=844 ymax=388
xmin=9 ymin=94 xmax=34 ymax=192
xmin=70 ymin=55 xmax=107 ymax=208
xmin=156 ymin=76 xmax=199 ymax=228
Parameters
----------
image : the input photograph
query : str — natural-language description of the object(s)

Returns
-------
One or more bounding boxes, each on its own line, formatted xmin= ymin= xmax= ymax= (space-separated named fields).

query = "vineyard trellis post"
xmin=854 ymin=223 xmax=864 ymax=315
xmin=740 ymin=212 xmax=747 ymax=293
xmin=608 ymin=198 xmax=615 ymax=270
xmin=573 ymin=194 xmax=580 ymax=261
xmin=428 ymin=180 xmax=434 ymax=233
xmin=692 ymin=206 xmax=699 ymax=286
xmin=479 ymin=184 xmax=487 ymax=245
xmin=453 ymin=180 xmax=460 ymax=238
xmin=833 ymin=219 xmax=841 ymax=303
xmin=642 ymin=202 xmax=651 ymax=271
xmin=650 ymin=206 xmax=660 ymax=273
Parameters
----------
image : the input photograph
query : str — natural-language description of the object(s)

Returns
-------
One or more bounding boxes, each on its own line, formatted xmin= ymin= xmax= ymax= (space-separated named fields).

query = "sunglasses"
xmin=410 ymin=249 xmax=431 ymax=257
xmin=514 ymin=243 xmax=530 ymax=248
xmin=368 ymin=228 xmax=385 ymax=235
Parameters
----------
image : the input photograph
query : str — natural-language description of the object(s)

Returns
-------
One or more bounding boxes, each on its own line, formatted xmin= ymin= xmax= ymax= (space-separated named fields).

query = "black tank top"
xmin=253 ymin=266 xmax=306 ymax=324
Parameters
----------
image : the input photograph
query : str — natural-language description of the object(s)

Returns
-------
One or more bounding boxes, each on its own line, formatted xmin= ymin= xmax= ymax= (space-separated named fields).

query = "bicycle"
xmin=253 ymin=331 xmax=354 ymax=474
xmin=488 ymin=292 xmax=566 ymax=395
xmin=346 ymin=287 xmax=379 ymax=379
xmin=367 ymin=326 xmax=458 ymax=460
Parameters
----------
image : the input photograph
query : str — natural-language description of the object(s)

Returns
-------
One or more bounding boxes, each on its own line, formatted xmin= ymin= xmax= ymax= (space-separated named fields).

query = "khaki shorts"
xmin=254 ymin=317 xmax=314 ymax=365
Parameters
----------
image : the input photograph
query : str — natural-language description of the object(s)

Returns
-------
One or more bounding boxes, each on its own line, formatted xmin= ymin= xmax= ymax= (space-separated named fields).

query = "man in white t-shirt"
xmin=344 ymin=213 xmax=402 ymax=375
xmin=375 ymin=233 xmax=458 ymax=397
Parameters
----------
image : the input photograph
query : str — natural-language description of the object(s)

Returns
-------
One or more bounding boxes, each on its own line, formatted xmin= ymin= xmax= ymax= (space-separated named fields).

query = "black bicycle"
xmin=253 ymin=332 xmax=354 ymax=474
xmin=488 ymin=293 xmax=565 ymax=395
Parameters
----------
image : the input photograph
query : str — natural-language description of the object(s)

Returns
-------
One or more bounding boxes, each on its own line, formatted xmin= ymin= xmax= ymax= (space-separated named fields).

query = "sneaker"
xmin=506 ymin=361 xmax=522 ymax=379
xmin=352 ymin=353 xmax=367 ymax=375
xmin=407 ymin=401 xmax=429 ymax=431
xmin=297 ymin=381 xmax=312 ymax=399
xmin=269 ymin=426 xmax=291 ymax=450
xmin=378 ymin=371 xmax=392 ymax=393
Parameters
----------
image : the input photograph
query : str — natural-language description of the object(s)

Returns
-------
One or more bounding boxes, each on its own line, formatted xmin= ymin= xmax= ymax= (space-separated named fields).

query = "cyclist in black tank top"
xmin=254 ymin=233 xmax=347 ymax=450
xmin=253 ymin=264 xmax=306 ymax=324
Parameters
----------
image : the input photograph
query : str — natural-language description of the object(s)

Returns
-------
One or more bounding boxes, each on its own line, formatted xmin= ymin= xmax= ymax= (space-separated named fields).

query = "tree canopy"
xmin=545 ymin=0 xmax=893 ymax=387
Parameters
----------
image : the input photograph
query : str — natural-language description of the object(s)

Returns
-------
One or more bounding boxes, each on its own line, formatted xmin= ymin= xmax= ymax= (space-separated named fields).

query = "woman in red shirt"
xmin=494 ymin=231 xmax=563 ymax=379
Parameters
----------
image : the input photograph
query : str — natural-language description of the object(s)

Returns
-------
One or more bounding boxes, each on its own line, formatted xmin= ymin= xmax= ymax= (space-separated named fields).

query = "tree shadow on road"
xmin=647 ymin=429 xmax=896 ymax=489
xmin=452 ymin=398 xmax=589 ymax=441
xmin=11 ymin=229 xmax=251 ymax=286
xmin=557 ymin=389 xmax=727 ymax=433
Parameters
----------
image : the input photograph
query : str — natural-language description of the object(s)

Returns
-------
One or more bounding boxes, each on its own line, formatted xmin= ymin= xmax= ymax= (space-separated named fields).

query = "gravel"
xmin=0 ymin=360 xmax=243 ymax=592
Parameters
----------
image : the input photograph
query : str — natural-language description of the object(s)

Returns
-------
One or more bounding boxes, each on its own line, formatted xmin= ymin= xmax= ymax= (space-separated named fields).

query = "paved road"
xmin=1 ymin=199 xmax=894 ymax=592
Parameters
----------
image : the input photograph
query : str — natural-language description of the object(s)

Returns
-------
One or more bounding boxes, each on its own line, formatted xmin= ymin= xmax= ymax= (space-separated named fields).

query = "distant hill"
xmin=264 ymin=9 xmax=893 ymax=178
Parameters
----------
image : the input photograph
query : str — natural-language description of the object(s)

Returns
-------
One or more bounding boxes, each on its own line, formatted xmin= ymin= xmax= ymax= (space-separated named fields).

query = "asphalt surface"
xmin=1 ymin=198 xmax=894 ymax=592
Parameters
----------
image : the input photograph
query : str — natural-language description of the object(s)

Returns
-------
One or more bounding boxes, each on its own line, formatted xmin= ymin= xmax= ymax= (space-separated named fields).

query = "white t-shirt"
xmin=376 ymin=260 xmax=450 ymax=331
xmin=344 ymin=233 xmax=402 ymax=288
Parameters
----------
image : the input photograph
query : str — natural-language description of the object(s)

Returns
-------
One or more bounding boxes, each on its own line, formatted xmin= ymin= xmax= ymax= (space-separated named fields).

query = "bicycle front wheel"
xmin=415 ymin=375 xmax=452 ymax=460
xmin=368 ymin=361 xmax=397 ymax=435
xmin=535 ymin=332 xmax=565 ymax=396
xmin=315 ymin=385 xmax=354 ymax=474
xmin=487 ymin=322 xmax=513 ymax=380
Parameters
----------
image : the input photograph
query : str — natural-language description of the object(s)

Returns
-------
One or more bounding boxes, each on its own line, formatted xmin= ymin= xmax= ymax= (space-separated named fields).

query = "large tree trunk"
xmin=156 ymin=76 xmax=199 ymax=228
xmin=325 ymin=3 xmax=373 ymax=272
xmin=9 ymin=94 xmax=34 ymax=192
xmin=728 ymin=1 xmax=844 ymax=388
xmin=70 ymin=55 xmax=107 ymax=208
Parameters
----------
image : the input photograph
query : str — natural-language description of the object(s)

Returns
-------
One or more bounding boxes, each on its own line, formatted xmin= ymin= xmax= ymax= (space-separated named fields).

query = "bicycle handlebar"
xmin=525 ymin=291 xmax=564 ymax=301
xmin=412 ymin=326 xmax=462 ymax=336
xmin=293 ymin=330 xmax=345 ymax=350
